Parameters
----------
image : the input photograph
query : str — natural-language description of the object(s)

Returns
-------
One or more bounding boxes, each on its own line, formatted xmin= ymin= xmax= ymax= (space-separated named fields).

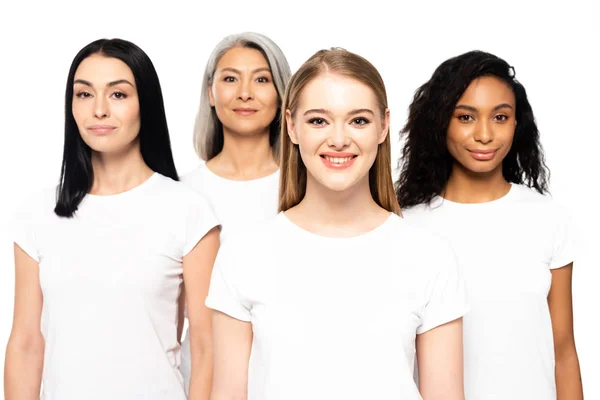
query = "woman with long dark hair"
xmin=397 ymin=50 xmax=583 ymax=399
xmin=4 ymin=38 xmax=220 ymax=400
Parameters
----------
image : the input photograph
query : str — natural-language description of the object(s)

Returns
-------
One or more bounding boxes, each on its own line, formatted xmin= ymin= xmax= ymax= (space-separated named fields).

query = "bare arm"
xmin=4 ymin=244 xmax=45 ymax=400
xmin=185 ymin=227 xmax=220 ymax=400
xmin=548 ymin=263 xmax=583 ymax=399
xmin=417 ymin=318 xmax=465 ymax=400
xmin=177 ymin=284 xmax=186 ymax=343
xmin=210 ymin=310 xmax=253 ymax=400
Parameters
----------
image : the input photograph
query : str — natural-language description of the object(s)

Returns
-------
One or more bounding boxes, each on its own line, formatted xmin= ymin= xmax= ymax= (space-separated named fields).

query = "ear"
xmin=378 ymin=108 xmax=390 ymax=144
xmin=286 ymin=109 xmax=298 ymax=145
xmin=208 ymin=84 xmax=215 ymax=107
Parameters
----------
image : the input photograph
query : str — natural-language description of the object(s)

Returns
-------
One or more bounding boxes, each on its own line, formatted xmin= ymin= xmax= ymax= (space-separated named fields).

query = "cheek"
xmin=71 ymin=100 xmax=87 ymax=128
xmin=358 ymin=129 xmax=383 ymax=155
xmin=120 ymin=102 xmax=141 ymax=130
xmin=498 ymin=125 xmax=516 ymax=144
xmin=212 ymin=85 xmax=234 ymax=108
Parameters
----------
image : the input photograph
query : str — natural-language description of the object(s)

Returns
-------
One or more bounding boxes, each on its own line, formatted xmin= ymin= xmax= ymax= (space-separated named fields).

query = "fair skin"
xmin=210 ymin=72 xmax=464 ymax=400
xmin=5 ymin=54 xmax=219 ymax=400
xmin=185 ymin=228 xmax=220 ymax=400
xmin=444 ymin=76 xmax=582 ymax=399
xmin=207 ymin=46 xmax=279 ymax=180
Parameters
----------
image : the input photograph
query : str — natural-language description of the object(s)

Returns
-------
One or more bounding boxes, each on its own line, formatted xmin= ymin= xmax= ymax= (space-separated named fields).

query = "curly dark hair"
xmin=395 ymin=50 xmax=549 ymax=208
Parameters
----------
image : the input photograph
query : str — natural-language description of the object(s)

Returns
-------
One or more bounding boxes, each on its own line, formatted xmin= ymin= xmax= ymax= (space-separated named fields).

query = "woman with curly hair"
xmin=396 ymin=50 xmax=583 ymax=400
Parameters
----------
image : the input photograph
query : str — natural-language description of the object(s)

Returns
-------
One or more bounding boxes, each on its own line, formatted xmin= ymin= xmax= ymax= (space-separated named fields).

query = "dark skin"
xmin=444 ymin=76 xmax=583 ymax=399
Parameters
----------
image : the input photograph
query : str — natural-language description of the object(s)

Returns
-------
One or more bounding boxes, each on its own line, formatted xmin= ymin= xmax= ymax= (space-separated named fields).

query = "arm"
xmin=4 ymin=244 xmax=45 ymax=400
xmin=548 ymin=263 xmax=583 ymax=399
xmin=184 ymin=227 xmax=220 ymax=400
xmin=210 ymin=310 xmax=253 ymax=400
xmin=177 ymin=284 xmax=186 ymax=343
xmin=417 ymin=318 xmax=465 ymax=400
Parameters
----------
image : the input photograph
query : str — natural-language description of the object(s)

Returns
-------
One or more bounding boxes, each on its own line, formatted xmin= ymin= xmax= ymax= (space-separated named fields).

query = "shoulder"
xmin=150 ymin=173 xmax=216 ymax=214
xmin=387 ymin=214 xmax=458 ymax=273
xmin=13 ymin=186 xmax=58 ymax=219
xmin=388 ymin=213 xmax=454 ymax=253
xmin=179 ymin=163 xmax=210 ymax=192
xmin=510 ymin=184 xmax=570 ymax=217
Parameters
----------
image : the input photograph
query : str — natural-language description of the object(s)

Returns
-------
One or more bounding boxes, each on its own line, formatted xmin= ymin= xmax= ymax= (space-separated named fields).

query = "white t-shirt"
xmin=12 ymin=173 xmax=219 ymax=400
xmin=181 ymin=163 xmax=279 ymax=243
xmin=402 ymin=184 xmax=574 ymax=400
xmin=179 ymin=163 xmax=280 ymax=392
xmin=206 ymin=212 xmax=469 ymax=400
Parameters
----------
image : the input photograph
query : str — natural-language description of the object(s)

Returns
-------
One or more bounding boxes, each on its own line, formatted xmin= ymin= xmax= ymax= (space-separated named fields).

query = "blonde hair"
xmin=193 ymin=32 xmax=292 ymax=161
xmin=279 ymin=48 xmax=401 ymax=215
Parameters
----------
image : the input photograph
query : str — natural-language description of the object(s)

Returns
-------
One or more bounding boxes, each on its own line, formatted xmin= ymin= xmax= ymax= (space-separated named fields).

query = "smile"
xmin=467 ymin=149 xmax=498 ymax=161
xmin=320 ymin=154 xmax=357 ymax=169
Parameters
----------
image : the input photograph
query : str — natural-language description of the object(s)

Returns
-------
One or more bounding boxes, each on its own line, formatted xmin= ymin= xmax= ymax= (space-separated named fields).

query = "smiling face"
xmin=71 ymin=54 xmax=141 ymax=155
xmin=209 ymin=46 xmax=279 ymax=137
xmin=447 ymin=75 xmax=517 ymax=176
xmin=286 ymin=73 xmax=389 ymax=193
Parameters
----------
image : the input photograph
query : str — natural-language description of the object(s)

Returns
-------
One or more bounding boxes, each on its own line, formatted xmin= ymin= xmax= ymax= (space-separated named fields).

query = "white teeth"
xmin=324 ymin=156 xmax=352 ymax=164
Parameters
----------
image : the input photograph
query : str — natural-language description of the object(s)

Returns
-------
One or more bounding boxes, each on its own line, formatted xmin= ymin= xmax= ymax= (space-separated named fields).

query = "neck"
xmin=443 ymin=163 xmax=511 ymax=203
xmin=290 ymin=174 xmax=388 ymax=237
xmin=90 ymin=142 xmax=154 ymax=195
xmin=207 ymin=127 xmax=277 ymax=180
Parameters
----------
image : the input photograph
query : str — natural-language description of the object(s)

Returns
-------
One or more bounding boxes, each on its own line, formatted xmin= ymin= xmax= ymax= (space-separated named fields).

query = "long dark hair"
xmin=395 ymin=50 xmax=549 ymax=208
xmin=55 ymin=38 xmax=178 ymax=217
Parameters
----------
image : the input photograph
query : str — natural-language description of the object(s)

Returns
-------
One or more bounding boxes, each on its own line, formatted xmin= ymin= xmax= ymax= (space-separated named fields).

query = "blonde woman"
xmin=207 ymin=48 xmax=468 ymax=400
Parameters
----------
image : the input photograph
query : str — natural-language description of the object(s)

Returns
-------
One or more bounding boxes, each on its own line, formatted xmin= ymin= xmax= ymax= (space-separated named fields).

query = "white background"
xmin=0 ymin=0 xmax=598 ymax=396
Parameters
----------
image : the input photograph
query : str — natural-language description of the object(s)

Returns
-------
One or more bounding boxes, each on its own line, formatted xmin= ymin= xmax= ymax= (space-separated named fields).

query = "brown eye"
xmin=351 ymin=117 xmax=370 ymax=126
xmin=308 ymin=117 xmax=326 ymax=126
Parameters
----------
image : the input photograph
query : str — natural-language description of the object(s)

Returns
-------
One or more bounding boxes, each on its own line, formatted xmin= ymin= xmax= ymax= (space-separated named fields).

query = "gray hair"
xmin=193 ymin=32 xmax=292 ymax=161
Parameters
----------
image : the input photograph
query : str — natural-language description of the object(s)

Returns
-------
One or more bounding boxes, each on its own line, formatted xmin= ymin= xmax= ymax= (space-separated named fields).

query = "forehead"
xmin=216 ymin=46 xmax=270 ymax=70
xmin=297 ymin=73 xmax=379 ymax=112
xmin=458 ymin=76 xmax=515 ymax=106
xmin=74 ymin=54 xmax=135 ymax=85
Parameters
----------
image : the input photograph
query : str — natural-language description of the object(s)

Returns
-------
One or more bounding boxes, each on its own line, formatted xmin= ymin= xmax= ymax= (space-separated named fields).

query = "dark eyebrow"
xmin=73 ymin=79 xmax=134 ymax=88
xmin=218 ymin=67 xmax=272 ymax=74
xmin=455 ymin=105 xmax=478 ymax=113
xmin=303 ymin=108 xmax=375 ymax=117
xmin=455 ymin=103 xmax=514 ymax=113
xmin=492 ymin=103 xmax=513 ymax=112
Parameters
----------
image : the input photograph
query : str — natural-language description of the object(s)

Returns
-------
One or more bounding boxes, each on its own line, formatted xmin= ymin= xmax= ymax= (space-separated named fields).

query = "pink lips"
xmin=87 ymin=125 xmax=116 ymax=135
xmin=468 ymin=148 xmax=498 ymax=161
xmin=320 ymin=152 xmax=358 ymax=170
xmin=233 ymin=108 xmax=258 ymax=116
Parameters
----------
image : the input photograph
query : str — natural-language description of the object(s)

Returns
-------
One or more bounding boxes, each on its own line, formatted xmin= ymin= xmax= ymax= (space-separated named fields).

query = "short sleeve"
xmin=182 ymin=194 xmax=221 ymax=256
xmin=548 ymin=205 xmax=576 ymax=270
xmin=11 ymin=194 xmax=41 ymax=262
xmin=205 ymin=238 xmax=252 ymax=322
xmin=417 ymin=241 xmax=469 ymax=334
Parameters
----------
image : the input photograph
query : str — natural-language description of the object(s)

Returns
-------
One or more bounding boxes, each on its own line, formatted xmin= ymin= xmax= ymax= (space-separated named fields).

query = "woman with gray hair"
xmin=179 ymin=32 xmax=291 ymax=397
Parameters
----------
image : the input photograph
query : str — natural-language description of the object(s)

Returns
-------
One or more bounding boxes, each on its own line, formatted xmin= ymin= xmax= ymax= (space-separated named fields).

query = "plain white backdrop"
xmin=1 ymin=0 xmax=598 ymax=396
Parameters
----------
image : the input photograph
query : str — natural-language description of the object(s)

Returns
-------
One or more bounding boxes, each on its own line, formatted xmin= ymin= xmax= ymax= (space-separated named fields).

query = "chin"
xmin=464 ymin=163 xmax=502 ymax=175
xmin=230 ymin=121 xmax=270 ymax=135
xmin=85 ymin=139 xmax=137 ymax=155
xmin=316 ymin=176 xmax=359 ymax=192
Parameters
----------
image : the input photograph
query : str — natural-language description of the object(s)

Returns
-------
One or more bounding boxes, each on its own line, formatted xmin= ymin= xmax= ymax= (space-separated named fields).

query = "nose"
xmin=237 ymin=78 xmax=254 ymax=102
xmin=473 ymin=119 xmax=493 ymax=144
xmin=94 ymin=95 xmax=110 ymax=119
xmin=327 ymin=123 xmax=351 ymax=150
